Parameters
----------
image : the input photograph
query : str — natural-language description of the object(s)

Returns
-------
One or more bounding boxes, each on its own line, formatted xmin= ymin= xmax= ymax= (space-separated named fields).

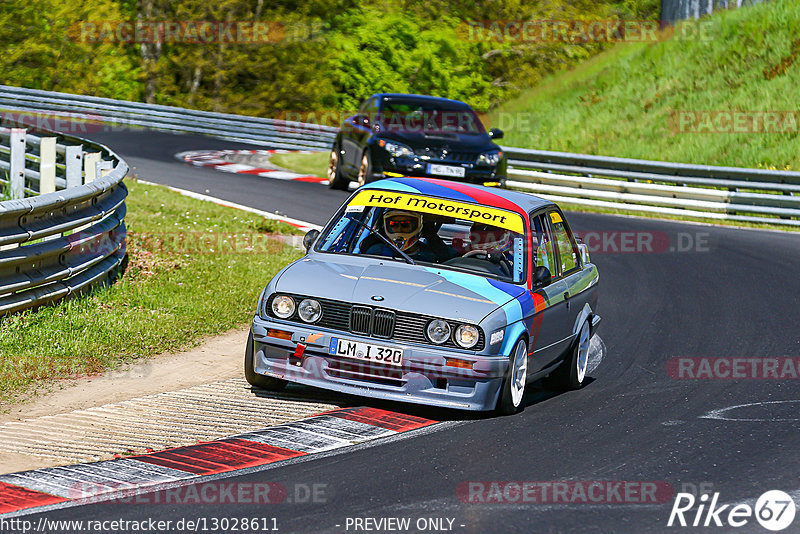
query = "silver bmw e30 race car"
xmin=246 ymin=177 xmax=599 ymax=413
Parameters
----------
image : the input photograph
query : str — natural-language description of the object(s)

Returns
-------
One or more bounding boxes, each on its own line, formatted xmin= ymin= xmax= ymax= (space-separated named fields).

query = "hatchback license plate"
xmin=427 ymin=164 xmax=466 ymax=177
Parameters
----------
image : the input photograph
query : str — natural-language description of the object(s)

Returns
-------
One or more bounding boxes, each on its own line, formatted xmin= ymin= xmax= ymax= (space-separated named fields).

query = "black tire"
xmin=542 ymin=321 xmax=590 ymax=392
xmin=327 ymin=145 xmax=349 ymax=190
xmin=495 ymin=337 xmax=528 ymax=415
xmin=244 ymin=331 xmax=288 ymax=391
xmin=356 ymin=150 xmax=372 ymax=187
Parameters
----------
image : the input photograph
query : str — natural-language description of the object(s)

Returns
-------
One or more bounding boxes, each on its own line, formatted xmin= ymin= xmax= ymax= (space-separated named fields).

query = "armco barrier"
xmin=502 ymin=147 xmax=800 ymax=227
xmin=0 ymin=126 xmax=128 ymax=315
xmin=0 ymin=85 xmax=336 ymax=151
xmin=2 ymin=85 xmax=798 ymax=227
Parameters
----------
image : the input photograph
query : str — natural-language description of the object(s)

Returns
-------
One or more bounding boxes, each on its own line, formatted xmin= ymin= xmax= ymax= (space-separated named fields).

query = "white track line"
xmin=135 ymin=179 xmax=322 ymax=232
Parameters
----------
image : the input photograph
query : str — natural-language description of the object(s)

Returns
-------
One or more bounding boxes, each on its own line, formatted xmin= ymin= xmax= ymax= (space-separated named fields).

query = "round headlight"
xmin=426 ymin=319 xmax=451 ymax=344
xmin=455 ymin=325 xmax=480 ymax=349
xmin=298 ymin=299 xmax=322 ymax=323
xmin=271 ymin=295 xmax=295 ymax=318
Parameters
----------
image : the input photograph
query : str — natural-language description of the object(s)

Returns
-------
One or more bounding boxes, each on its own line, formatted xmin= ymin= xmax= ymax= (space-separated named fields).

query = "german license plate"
xmin=427 ymin=164 xmax=466 ymax=177
xmin=329 ymin=337 xmax=403 ymax=367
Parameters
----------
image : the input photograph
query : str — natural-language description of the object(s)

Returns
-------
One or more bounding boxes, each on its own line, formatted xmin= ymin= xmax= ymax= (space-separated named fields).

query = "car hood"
xmin=379 ymin=130 xmax=495 ymax=152
xmin=275 ymin=256 xmax=525 ymax=324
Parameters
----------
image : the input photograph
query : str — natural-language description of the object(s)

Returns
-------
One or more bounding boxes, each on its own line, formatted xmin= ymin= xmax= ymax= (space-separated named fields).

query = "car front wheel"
xmin=327 ymin=146 xmax=349 ymax=190
xmin=244 ymin=331 xmax=288 ymax=391
xmin=496 ymin=337 xmax=528 ymax=415
xmin=356 ymin=151 xmax=372 ymax=188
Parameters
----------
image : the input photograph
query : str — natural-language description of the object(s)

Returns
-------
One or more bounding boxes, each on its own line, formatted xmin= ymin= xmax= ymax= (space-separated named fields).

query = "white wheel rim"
xmin=358 ymin=154 xmax=368 ymax=186
xmin=327 ymin=150 xmax=338 ymax=182
xmin=510 ymin=340 xmax=527 ymax=407
xmin=576 ymin=323 xmax=590 ymax=383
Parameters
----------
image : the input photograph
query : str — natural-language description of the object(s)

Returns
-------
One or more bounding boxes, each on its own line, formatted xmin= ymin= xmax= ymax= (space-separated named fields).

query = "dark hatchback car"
xmin=327 ymin=93 xmax=507 ymax=189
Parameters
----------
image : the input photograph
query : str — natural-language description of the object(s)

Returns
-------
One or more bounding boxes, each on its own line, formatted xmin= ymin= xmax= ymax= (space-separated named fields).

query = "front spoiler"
xmin=251 ymin=316 xmax=508 ymax=411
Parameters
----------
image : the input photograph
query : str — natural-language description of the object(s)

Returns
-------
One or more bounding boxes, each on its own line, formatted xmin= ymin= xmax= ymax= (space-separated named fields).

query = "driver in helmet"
xmin=364 ymin=209 xmax=454 ymax=263
xmin=469 ymin=223 xmax=513 ymax=255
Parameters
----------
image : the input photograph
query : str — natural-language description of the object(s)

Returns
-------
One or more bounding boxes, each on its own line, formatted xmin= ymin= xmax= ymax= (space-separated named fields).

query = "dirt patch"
xmin=0 ymin=327 xmax=248 ymax=424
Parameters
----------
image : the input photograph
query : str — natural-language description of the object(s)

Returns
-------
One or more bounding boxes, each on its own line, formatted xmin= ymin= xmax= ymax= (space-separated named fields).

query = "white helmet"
xmin=470 ymin=223 xmax=512 ymax=253
xmin=383 ymin=210 xmax=422 ymax=251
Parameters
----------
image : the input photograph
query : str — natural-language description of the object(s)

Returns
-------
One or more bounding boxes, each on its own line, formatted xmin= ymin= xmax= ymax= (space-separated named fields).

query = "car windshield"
xmin=317 ymin=190 xmax=527 ymax=283
xmin=381 ymin=99 xmax=485 ymax=134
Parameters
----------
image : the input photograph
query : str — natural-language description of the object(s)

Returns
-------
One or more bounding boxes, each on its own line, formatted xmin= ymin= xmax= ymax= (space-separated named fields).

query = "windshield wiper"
xmin=349 ymin=216 xmax=415 ymax=265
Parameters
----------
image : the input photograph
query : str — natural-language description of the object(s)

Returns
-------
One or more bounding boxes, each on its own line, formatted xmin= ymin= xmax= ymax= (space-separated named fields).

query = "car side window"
xmin=549 ymin=210 xmax=580 ymax=275
xmin=530 ymin=213 xmax=557 ymax=276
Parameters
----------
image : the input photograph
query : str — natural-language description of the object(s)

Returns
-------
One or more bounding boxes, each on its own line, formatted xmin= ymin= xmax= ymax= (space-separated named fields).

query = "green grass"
xmin=270 ymin=151 xmax=328 ymax=178
xmin=490 ymin=0 xmax=800 ymax=169
xmin=0 ymin=179 xmax=303 ymax=406
xmin=270 ymin=3 xmax=800 ymax=232
xmin=1 ymin=171 xmax=12 ymax=201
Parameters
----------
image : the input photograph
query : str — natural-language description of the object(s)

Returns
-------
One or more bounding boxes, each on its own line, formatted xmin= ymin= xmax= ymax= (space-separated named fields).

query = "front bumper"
xmin=373 ymin=153 xmax=504 ymax=184
xmin=251 ymin=316 xmax=508 ymax=411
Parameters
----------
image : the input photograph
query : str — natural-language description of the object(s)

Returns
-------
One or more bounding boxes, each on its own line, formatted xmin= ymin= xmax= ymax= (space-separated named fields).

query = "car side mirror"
xmin=303 ymin=229 xmax=320 ymax=252
xmin=489 ymin=128 xmax=504 ymax=140
xmin=576 ymin=239 xmax=590 ymax=266
xmin=533 ymin=265 xmax=551 ymax=287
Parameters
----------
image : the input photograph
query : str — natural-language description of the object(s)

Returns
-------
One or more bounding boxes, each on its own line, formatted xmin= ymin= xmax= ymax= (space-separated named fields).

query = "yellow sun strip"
xmin=349 ymin=190 xmax=524 ymax=234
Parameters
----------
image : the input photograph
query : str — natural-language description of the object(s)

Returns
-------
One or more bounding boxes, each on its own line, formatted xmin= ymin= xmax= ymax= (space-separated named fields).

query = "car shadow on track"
xmin=247 ymin=376 xmax=597 ymax=422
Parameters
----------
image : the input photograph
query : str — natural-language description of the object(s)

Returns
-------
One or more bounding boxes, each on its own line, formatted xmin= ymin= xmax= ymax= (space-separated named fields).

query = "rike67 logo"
xmin=668 ymin=490 xmax=796 ymax=531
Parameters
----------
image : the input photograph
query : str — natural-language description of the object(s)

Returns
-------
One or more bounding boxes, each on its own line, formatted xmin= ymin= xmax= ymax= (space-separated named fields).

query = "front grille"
xmin=373 ymin=309 xmax=396 ymax=338
xmin=413 ymin=148 xmax=476 ymax=163
xmin=318 ymin=299 xmax=351 ymax=331
xmin=350 ymin=306 xmax=372 ymax=335
xmin=266 ymin=294 xmax=350 ymax=332
xmin=265 ymin=294 xmax=483 ymax=350
xmin=447 ymin=152 xmax=477 ymax=163
xmin=394 ymin=312 xmax=485 ymax=350
xmin=393 ymin=314 xmax=428 ymax=345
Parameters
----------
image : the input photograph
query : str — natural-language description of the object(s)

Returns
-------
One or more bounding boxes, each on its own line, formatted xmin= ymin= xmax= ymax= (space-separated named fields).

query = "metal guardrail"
xmin=501 ymin=147 xmax=800 ymax=227
xmin=1 ymin=85 xmax=798 ymax=227
xmin=0 ymin=126 xmax=128 ymax=315
xmin=0 ymin=85 xmax=337 ymax=151
xmin=660 ymin=0 xmax=769 ymax=24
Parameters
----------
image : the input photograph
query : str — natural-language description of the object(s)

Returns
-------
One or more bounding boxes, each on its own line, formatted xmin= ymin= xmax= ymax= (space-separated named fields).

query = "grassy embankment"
xmin=273 ymin=1 xmax=800 ymax=229
xmin=0 ymin=180 xmax=302 ymax=406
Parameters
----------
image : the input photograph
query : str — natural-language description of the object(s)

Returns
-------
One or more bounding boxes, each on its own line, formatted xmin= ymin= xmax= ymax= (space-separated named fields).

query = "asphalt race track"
xmin=25 ymin=129 xmax=800 ymax=533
